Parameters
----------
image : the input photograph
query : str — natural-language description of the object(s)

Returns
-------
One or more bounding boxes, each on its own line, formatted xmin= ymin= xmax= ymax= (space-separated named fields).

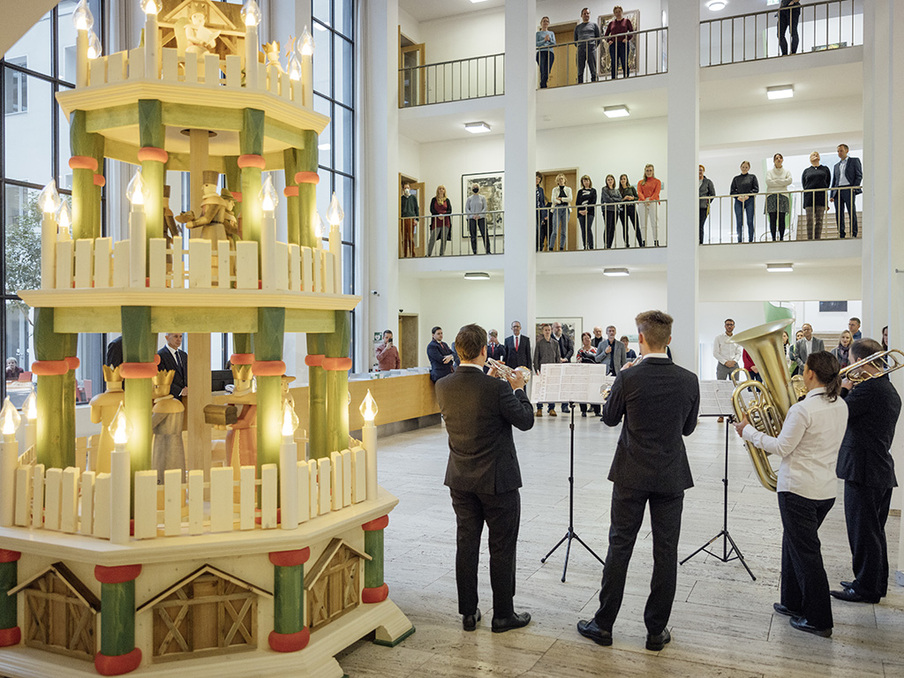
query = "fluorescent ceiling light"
xmin=469 ymin=0 xmax=490 ymax=3
xmin=766 ymin=263 xmax=794 ymax=273
xmin=767 ymin=84 xmax=794 ymax=100
xmin=318 ymin=143 xmax=331 ymax=151
xmin=706 ymin=0 xmax=727 ymax=11
xmin=464 ymin=272 xmax=490 ymax=280
xmin=603 ymin=105 xmax=630 ymax=118
xmin=464 ymin=121 xmax=491 ymax=134
xmin=603 ymin=267 xmax=629 ymax=277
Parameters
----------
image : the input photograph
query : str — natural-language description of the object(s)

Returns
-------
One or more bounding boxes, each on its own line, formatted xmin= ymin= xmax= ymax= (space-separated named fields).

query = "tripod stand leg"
xmin=680 ymin=532 xmax=721 ymax=565
xmin=572 ymin=532 xmax=605 ymax=566
xmin=725 ymin=530 xmax=756 ymax=581
xmin=541 ymin=532 xmax=569 ymax=564
xmin=561 ymin=531 xmax=573 ymax=582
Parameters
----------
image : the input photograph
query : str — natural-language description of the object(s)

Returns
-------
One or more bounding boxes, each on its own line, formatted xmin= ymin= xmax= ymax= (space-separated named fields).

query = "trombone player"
xmin=832 ymin=338 xmax=902 ymax=604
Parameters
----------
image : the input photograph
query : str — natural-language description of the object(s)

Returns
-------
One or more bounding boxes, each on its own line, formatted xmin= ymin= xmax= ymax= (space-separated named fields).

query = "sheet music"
xmin=699 ymin=379 xmax=736 ymax=417
xmin=533 ymin=363 xmax=614 ymax=404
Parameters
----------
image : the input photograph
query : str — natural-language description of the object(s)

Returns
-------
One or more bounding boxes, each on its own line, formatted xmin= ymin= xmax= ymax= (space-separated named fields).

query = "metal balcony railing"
xmin=398 ymin=53 xmax=504 ymax=108
xmin=398 ymin=210 xmax=504 ymax=258
xmin=535 ymin=200 xmax=668 ymax=251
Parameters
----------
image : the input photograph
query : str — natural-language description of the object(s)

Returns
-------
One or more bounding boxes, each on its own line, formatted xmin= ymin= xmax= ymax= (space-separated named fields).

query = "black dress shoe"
xmin=576 ymin=619 xmax=612 ymax=646
xmin=839 ymin=580 xmax=854 ymax=590
xmin=773 ymin=602 xmax=802 ymax=618
xmin=646 ymin=628 xmax=671 ymax=651
xmin=491 ymin=611 xmax=531 ymax=633
xmin=830 ymin=587 xmax=879 ymax=604
xmin=789 ymin=617 xmax=831 ymax=638
xmin=462 ymin=608 xmax=481 ymax=631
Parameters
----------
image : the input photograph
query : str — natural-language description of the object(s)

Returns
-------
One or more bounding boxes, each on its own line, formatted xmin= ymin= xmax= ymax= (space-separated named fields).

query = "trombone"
xmin=840 ymin=349 xmax=904 ymax=384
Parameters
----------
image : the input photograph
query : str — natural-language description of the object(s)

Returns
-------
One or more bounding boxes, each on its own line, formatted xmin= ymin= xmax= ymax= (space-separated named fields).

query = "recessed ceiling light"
xmin=469 ymin=0 xmax=490 ymax=3
xmin=464 ymin=272 xmax=490 ymax=280
xmin=767 ymin=84 xmax=794 ymax=100
xmin=464 ymin=121 xmax=491 ymax=134
xmin=706 ymin=0 xmax=727 ymax=11
xmin=603 ymin=105 xmax=630 ymax=118
xmin=766 ymin=263 xmax=794 ymax=273
xmin=603 ymin=267 xmax=629 ymax=277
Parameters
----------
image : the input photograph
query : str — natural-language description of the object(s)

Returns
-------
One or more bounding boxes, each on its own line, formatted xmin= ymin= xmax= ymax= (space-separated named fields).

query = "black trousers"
xmin=835 ymin=188 xmax=857 ymax=238
xmin=576 ymin=44 xmax=597 ymax=83
xmin=450 ymin=488 xmax=520 ymax=618
xmin=768 ymin=210 xmax=787 ymax=241
xmin=577 ymin=210 xmax=595 ymax=249
xmin=603 ymin=208 xmax=616 ymax=248
xmin=619 ymin=204 xmax=643 ymax=247
xmin=594 ymin=484 xmax=684 ymax=634
xmin=778 ymin=6 xmax=801 ymax=55
xmin=699 ymin=206 xmax=709 ymax=244
xmin=469 ymin=217 xmax=490 ymax=254
xmin=536 ymin=51 xmax=554 ymax=88
xmin=608 ymin=42 xmax=629 ymax=78
xmin=778 ymin=491 xmax=835 ymax=629
xmin=844 ymin=481 xmax=892 ymax=600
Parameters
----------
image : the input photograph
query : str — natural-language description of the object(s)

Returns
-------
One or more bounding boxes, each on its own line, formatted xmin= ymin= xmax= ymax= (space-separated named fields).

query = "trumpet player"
xmin=832 ymin=339 xmax=902 ymax=605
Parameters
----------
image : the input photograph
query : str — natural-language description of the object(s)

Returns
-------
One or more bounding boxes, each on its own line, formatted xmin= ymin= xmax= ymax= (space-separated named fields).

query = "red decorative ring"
xmin=120 ymin=362 xmax=159 ymax=379
xmin=231 ymin=191 xmax=243 ymax=202
xmin=253 ymin=360 xmax=286 ymax=377
xmin=362 ymin=583 xmax=389 ymax=604
xmin=93 ymin=174 xmax=106 ymax=187
xmin=65 ymin=356 xmax=81 ymax=370
xmin=268 ymin=627 xmax=310 ymax=653
xmin=237 ymin=154 xmax=266 ymax=170
xmin=95 ymin=648 xmax=142 ymax=676
xmin=31 ymin=360 xmax=69 ymax=376
xmin=362 ymin=515 xmax=389 ymax=532
xmin=0 ymin=627 xmax=22 ymax=648
xmin=322 ymin=357 xmax=353 ymax=372
xmin=231 ymin=353 xmax=254 ymax=365
xmin=269 ymin=547 xmax=311 ymax=567
xmin=137 ymin=146 xmax=169 ymax=164
xmin=0 ymin=549 xmax=22 ymax=563
xmin=283 ymin=186 xmax=299 ymax=197
xmin=95 ymin=564 xmax=142 ymax=584
xmin=69 ymin=155 xmax=98 ymax=171
xmin=154 ymin=354 xmax=161 ymax=366
xmin=294 ymin=171 xmax=320 ymax=185
xmin=304 ymin=354 xmax=325 ymax=367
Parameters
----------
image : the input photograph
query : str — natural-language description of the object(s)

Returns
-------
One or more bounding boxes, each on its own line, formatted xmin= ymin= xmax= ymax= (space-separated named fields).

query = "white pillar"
xmin=665 ymin=0 xmax=700 ymax=370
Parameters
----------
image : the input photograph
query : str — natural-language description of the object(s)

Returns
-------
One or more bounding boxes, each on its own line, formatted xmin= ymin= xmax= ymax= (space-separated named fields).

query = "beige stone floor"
xmin=335 ymin=415 xmax=904 ymax=677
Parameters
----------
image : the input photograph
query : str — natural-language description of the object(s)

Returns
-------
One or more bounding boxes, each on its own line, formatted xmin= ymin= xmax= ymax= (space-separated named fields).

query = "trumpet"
xmin=486 ymin=358 xmax=532 ymax=383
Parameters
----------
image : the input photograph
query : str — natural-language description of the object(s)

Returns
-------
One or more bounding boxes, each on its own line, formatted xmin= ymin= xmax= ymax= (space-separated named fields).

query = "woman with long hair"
xmin=551 ymin=174 xmax=572 ymax=252
xmin=600 ymin=174 xmax=621 ymax=248
xmin=637 ymin=164 xmax=662 ymax=246
xmin=765 ymin=153 xmax=793 ymax=241
xmin=575 ymin=175 xmax=597 ymax=250
xmin=428 ymin=185 xmax=452 ymax=256
xmin=618 ymin=173 xmax=642 ymax=247
xmin=831 ymin=330 xmax=854 ymax=368
xmin=576 ymin=332 xmax=598 ymax=417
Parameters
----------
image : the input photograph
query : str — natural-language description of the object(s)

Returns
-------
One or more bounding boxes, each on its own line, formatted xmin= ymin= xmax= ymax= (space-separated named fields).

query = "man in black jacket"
xmin=436 ymin=323 xmax=535 ymax=634
xmin=504 ymin=320 xmax=532 ymax=372
xmin=578 ymin=310 xmax=699 ymax=651
xmin=157 ymin=333 xmax=188 ymax=399
xmin=832 ymin=338 xmax=902 ymax=604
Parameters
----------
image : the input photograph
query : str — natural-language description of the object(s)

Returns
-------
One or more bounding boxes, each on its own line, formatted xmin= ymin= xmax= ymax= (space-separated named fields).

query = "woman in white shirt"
xmin=733 ymin=351 xmax=846 ymax=638
xmin=765 ymin=153 xmax=793 ymax=241
xmin=550 ymin=173 xmax=572 ymax=252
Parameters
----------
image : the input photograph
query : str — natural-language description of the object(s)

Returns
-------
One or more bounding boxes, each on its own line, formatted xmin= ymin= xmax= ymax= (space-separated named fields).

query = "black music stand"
xmin=680 ymin=414 xmax=755 ymax=581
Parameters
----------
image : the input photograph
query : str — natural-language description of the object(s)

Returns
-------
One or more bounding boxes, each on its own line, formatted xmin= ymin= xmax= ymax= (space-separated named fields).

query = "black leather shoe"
xmin=789 ymin=617 xmax=831 ymax=638
xmin=773 ymin=602 xmax=802 ymax=618
xmin=492 ymin=611 xmax=531 ymax=633
xmin=839 ymin=580 xmax=854 ymax=590
xmin=646 ymin=628 xmax=671 ymax=651
xmin=830 ymin=587 xmax=879 ymax=604
xmin=576 ymin=619 xmax=612 ymax=646
xmin=462 ymin=608 xmax=481 ymax=631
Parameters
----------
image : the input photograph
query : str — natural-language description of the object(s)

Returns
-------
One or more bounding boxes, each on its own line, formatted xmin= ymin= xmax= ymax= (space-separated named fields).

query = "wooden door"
xmin=549 ymin=22 xmax=578 ymax=88
xmin=540 ymin=170 xmax=579 ymax=251
xmin=399 ymin=314 xmax=418 ymax=369
xmin=398 ymin=29 xmax=426 ymax=107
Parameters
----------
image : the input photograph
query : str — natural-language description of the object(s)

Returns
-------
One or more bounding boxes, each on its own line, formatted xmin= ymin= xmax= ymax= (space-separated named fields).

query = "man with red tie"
xmin=504 ymin=321 xmax=532 ymax=373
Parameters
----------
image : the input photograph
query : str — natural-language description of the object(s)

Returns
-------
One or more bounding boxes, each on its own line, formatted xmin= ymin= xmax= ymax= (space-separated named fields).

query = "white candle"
xmin=359 ymin=390 xmax=378 ymax=501
xmin=127 ymin=170 xmax=148 ymax=288
xmin=145 ymin=8 xmax=159 ymax=79
xmin=57 ymin=203 xmax=72 ymax=242
xmin=299 ymin=27 xmax=314 ymax=108
xmin=38 ymin=181 xmax=60 ymax=290
xmin=280 ymin=403 xmax=299 ymax=529
xmin=260 ymin=175 xmax=278 ymax=290
xmin=72 ymin=0 xmax=94 ymax=88
xmin=0 ymin=398 xmax=19 ymax=527
xmin=110 ymin=407 xmax=130 ymax=544
xmin=23 ymin=392 xmax=37 ymax=455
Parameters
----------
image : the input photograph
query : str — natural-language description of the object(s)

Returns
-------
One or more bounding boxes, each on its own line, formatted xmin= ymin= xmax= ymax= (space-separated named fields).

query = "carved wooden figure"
xmin=88 ymin=364 xmax=124 ymax=474
xmin=216 ymin=364 xmax=256 ymax=468
xmin=152 ymin=369 xmax=186 ymax=484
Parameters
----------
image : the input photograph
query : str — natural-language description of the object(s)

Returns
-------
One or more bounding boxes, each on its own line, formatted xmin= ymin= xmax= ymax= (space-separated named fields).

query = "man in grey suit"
xmin=594 ymin=325 xmax=627 ymax=375
xmin=795 ymin=323 xmax=825 ymax=371
xmin=829 ymin=143 xmax=862 ymax=238
xmin=436 ymin=323 xmax=535 ymax=634
xmin=578 ymin=310 xmax=700 ymax=651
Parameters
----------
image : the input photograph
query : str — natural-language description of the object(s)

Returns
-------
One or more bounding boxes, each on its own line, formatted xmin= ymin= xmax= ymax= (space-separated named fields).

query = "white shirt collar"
xmin=642 ymin=352 xmax=669 ymax=359
xmin=458 ymin=362 xmax=483 ymax=370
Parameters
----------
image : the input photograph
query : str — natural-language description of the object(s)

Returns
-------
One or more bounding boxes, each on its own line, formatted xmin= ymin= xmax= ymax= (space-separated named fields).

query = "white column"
xmin=665 ymin=0 xmax=700 ymax=370
xmin=503 ymin=0 xmax=537 ymax=334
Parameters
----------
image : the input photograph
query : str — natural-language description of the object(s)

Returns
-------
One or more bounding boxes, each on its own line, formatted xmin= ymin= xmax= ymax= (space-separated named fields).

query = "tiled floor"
xmin=336 ymin=414 xmax=904 ymax=677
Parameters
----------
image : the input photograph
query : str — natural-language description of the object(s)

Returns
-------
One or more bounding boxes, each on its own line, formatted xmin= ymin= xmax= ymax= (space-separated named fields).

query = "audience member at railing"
xmin=551 ymin=174 xmax=573 ymax=251
xmin=428 ymin=185 xmax=452 ymax=257
xmin=638 ymin=164 xmax=662 ymax=247
xmin=621 ymin=336 xmax=636 ymax=361
xmin=730 ymin=161 xmax=759 ymax=243
xmin=536 ymin=172 xmax=551 ymax=251
xmin=400 ymin=182 xmax=419 ymax=258
xmin=802 ymin=151 xmax=831 ymax=239
xmin=765 ymin=153 xmax=793 ymax=241
xmin=618 ymin=173 xmax=643 ymax=247
xmin=830 ymin=143 xmax=862 ymax=239
xmin=5 ymin=358 xmax=23 ymax=381
xmin=575 ymin=7 xmax=602 ymax=84
xmin=604 ymin=5 xmax=634 ymax=79
xmin=601 ymin=174 xmax=622 ymax=249
xmin=465 ymin=183 xmax=491 ymax=254
xmin=831 ymin=330 xmax=853 ymax=369
xmin=576 ymin=174 xmax=597 ymax=250
xmin=699 ymin=165 xmax=716 ymax=245
xmin=536 ymin=16 xmax=556 ymax=89
xmin=849 ymin=317 xmax=861 ymax=340
xmin=778 ymin=0 xmax=802 ymax=55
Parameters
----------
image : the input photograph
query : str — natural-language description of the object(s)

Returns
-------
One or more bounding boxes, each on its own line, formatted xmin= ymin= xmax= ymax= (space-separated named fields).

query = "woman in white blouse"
xmin=765 ymin=153 xmax=793 ymax=241
xmin=550 ymin=173 xmax=572 ymax=252
xmin=733 ymin=351 xmax=846 ymax=638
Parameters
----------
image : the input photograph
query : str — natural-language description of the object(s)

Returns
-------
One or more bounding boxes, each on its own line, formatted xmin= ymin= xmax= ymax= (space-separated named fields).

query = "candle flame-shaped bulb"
xmin=110 ymin=404 xmax=129 ymax=445
xmin=87 ymin=30 xmax=103 ymax=59
xmin=299 ymin=27 xmax=314 ymax=56
xmin=0 ymin=397 xmax=21 ymax=436
xmin=359 ymin=390 xmax=378 ymax=422
xmin=24 ymin=392 xmax=37 ymax=422
xmin=313 ymin=212 xmax=324 ymax=240
xmin=327 ymin=192 xmax=344 ymax=226
xmin=38 ymin=180 xmax=61 ymax=214
xmin=287 ymin=52 xmax=302 ymax=80
xmin=57 ymin=202 xmax=72 ymax=234
xmin=140 ymin=0 xmax=160 ymax=15
xmin=127 ymin=169 xmax=149 ymax=206
xmin=73 ymin=0 xmax=95 ymax=31
xmin=281 ymin=401 xmax=299 ymax=437
xmin=260 ymin=174 xmax=278 ymax=212
xmin=241 ymin=0 xmax=262 ymax=27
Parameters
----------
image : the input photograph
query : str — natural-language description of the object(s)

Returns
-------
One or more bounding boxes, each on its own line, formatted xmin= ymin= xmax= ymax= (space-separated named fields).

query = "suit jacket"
xmin=427 ymin=339 xmax=455 ymax=382
xmin=105 ymin=336 xmax=123 ymax=368
xmin=836 ymin=376 xmax=901 ymax=488
xmin=602 ymin=357 xmax=700 ymax=493
xmin=157 ymin=346 xmax=188 ymax=398
xmin=504 ymin=334 xmax=532 ymax=371
xmin=487 ymin=341 xmax=507 ymax=363
xmin=552 ymin=333 xmax=574 ymax=361
xmin=437 ymin=366 xmax=535 ymax=495
xmin=795 ymin=337 xmax=825 ymax=370
xmin=594 ymin=338 xmax=627 ymax=375
xmin=830 ymin=156 xmax=863 ymax=198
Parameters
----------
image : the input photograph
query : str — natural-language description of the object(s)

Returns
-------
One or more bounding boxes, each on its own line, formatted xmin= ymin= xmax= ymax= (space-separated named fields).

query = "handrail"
xmin=398 ymin=52 xmax=504 ymax=108
xmin=398 ymin=209 xmax=504 ymax=257
xmin=700 ymin=0 xmax=861 ymax=67
xmin=535 ymin=199 xmax=668 ymax=250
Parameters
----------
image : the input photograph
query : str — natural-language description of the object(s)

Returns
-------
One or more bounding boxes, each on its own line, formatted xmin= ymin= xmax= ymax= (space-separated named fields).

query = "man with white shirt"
xmin=795 ymin=323 xmax=825 ymax=372
xmin=157 ymin=333 xmax=188 ymax=399
xmin=713 ymin=319 xmax=742 ymax=423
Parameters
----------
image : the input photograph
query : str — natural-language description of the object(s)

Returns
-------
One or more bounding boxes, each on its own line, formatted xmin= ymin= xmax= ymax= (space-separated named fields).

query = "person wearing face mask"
xmin=802 ymin=151 xmax=831 ymax=240
xmin=730 ymin=161 xmax=759 ymax=243
xmin=536 ymin=16 xmax=556 ymax=89
xmin=765 ymin=153 xmax=793 ymax=241
xmin=400 ymin=182 xmax=419 ymax=257
xmin=698 ymin=165 xmax=715 ymax=245
xmin=551 ymin=174 xmax=572 ymax=252
xmin=466 ymin=184 xmax=490 ymax=254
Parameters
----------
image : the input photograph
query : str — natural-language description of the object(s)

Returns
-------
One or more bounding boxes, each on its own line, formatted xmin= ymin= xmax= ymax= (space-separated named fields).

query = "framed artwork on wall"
xmin=599 ymin=9 xmax=640 ymax=78
xmin=461 ymin=171 xmax=504 ymax=239
xmin=535 ymin=317 xmax=582 ymax=348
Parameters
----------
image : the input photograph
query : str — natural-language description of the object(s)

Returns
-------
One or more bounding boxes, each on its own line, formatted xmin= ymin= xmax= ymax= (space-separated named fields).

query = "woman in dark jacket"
xmin=575 ymin=175 xmax=597 ymax=250
xmin=618 ymin=174 xmax=643 ymax=247
xmin=427 ymin=185 xmax=452 ymax=256
xmin=802 ymin=151 xmax=831 ymax=239
xmin=730 ymin=160 xmax=759 ymax=243
xmin=600 ymin=174 xmax=622 ymax=249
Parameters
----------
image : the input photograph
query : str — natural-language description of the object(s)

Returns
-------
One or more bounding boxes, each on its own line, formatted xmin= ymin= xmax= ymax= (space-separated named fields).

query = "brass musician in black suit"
xmin=157 ymin=333 xmax=188 ymax=399
xmin=436 ymin=324 xmax=535 ymax=634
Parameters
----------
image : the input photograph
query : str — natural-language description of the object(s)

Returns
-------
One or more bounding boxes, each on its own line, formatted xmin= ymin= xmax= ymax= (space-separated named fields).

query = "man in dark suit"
xmin=157 ymin=333 xmax=188 ymax=399
xmin=427 ymin=326 xmax=455 ymax=382
xmin=795 ymin=323 xmax=825 ymax=371
xmin=552 ymin=322 xmax=574 ymax=412
xmin=829 ymin=143 xmax=862 ymax=239
xmin=504 ymin=320 xmax=532 ymax=372
xmin=832 ymin=338 xmax=902 ymax=604
xmin=485 ymin=329 xmax=507 ymax=373
xmin=436 ymin=324 xmax=535 ymax=633
xmin=578 ymin=310 xmax=700 ymax=651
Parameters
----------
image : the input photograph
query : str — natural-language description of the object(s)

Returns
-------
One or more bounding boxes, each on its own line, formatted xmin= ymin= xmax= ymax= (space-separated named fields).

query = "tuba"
xmin=729 ymin=319 xmax=799 ymax=492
